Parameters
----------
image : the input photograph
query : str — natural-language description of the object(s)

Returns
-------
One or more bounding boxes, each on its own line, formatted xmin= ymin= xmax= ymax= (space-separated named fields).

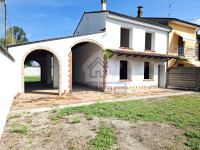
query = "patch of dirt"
xmin=11 ymin=88 xmax=192 ymax=110
xmin=0 ymin=111 xmax=190 ymax=150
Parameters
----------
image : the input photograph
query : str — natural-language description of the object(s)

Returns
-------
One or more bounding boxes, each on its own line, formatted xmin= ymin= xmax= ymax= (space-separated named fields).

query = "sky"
xmin=6 ymin=0 xmax=200 ymax=42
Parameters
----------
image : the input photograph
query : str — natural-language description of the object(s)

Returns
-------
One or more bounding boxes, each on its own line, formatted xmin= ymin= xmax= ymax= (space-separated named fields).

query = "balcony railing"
xmin=177 ymin=46 xmax=199 ymax=58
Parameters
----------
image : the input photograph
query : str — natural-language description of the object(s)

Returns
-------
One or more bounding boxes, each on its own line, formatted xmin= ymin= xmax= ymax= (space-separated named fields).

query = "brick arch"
xmin=68 ymin=40 xmax=107 ymax=93
xmin=21 ymin=46 xmax=62 ymax=95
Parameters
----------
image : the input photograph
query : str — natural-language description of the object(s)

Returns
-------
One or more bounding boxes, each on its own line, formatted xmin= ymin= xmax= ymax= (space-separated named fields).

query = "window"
xmin=120 ymin=61 xmax=128 ymax=80
xmin=145 ymin=32 xmax=154 ymax=50
xmin=144 ymin=62 xmax=154 ymax=79
xmin=120 ymin=28 xmax=130 ymax=48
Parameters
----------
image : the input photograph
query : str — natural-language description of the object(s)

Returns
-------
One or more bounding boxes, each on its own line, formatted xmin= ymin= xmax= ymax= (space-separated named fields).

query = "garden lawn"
xmin=24 ymin=76 xmax=40 ymax=82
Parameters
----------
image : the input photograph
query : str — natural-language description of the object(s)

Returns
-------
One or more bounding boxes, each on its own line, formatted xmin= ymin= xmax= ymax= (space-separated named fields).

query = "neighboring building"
xmin=143 ymin=17 xmax=200 ymax=67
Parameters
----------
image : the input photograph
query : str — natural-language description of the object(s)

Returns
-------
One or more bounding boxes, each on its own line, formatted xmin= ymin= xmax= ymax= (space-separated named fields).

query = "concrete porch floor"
xmin=11 ymin=85 xmax=192 ymax=110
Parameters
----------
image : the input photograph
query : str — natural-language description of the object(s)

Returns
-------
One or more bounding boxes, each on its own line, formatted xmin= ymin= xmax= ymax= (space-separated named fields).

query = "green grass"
xmin=185 ymin=131 xmax=200 ymax=150
xmin=24 ymin=76 xmax=40 ymax=82
xmin=11 ymin=125 xmax=29 ymax=135
xmin=72 ymin=117 xmax=81 ymax=124
xmin=57 ymin=95 xmax=200 ymax=149
xmin=90 ymin=123 xmax=117 ymax=149
xmin=58 ymin=95 xmax=200 ymax=129
xmin=9 ymin=115 xmax=21 ymax=119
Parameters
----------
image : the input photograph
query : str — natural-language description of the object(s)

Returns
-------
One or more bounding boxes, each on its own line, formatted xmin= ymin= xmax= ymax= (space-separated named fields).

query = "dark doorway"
xmin=178 ymin=36 xmax=184 ymax=56
xmin=144 ymin=62 xmax=150 ymax=79
xmin=120 ymin=60 xmax=128 ymax=80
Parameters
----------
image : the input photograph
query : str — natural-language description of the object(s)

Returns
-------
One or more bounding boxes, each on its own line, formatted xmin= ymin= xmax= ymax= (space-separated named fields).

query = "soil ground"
xmin=0 ymin=113 xmax=189 ymax=150
xmin=12 ymin=88 xmax=190 ymax=110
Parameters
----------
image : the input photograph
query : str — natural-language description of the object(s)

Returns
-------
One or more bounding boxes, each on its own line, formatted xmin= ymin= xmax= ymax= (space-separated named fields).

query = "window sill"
xmin=120 ymin=47 xmax=133 ymax=50
xmin=143 ymin=79 xmax=154 ymax=82
xmin=144 ymin=50 xmax=155 ymax=52
xmin=119 ymin=80 xmax=132 ymax=82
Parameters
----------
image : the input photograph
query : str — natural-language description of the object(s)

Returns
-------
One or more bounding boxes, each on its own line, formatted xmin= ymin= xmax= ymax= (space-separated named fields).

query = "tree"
xmin=13 ymin=26 xmax=29 ymax=44
xmin=0 ymin=38 xmax=6 ymax=48
xmin=25 ymin=61 xmax=33 ymax=67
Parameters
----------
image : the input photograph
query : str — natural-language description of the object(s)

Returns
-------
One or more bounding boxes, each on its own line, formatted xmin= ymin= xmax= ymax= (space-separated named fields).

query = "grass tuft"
xmin=9 ymin=115 xmax=21 ymax=119
xmin=11 ymin=125 xmax=29 ymax=135
xmin=72 ymin=117 xmax=81 ymax=124
xmin=90 ymin=123 xmax=117 ymax=149
xmin=184 ymin=131 xmax=200 ymax=150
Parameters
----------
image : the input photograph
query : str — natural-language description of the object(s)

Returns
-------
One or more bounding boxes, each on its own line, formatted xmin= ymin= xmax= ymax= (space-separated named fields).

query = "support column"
xmin=103 ymin=60 xmax=107 ymax=92
xmin=46 ymin=53 xmax=52 ymax=84
xmin=68 ymin=51 xmax=72 ymax=93
xmin=41 ymin=56 xmax=47 ymax=83
xmin=53 ymin=56 xmax=59 ymax=88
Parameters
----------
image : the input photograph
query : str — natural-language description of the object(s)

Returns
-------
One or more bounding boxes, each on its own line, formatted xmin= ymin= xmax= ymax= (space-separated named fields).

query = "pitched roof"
xmin=7 ymin=31 xmax=105 ymax=48
xmin=142 ymin=17 xmax=200 ymax=28
xmin=84 ymin=10 xmax=172 ymax=30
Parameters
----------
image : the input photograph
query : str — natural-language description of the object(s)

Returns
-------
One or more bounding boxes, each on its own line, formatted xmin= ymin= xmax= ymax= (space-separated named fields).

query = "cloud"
xmin=194 ymin=18 xmax=200 ymax=25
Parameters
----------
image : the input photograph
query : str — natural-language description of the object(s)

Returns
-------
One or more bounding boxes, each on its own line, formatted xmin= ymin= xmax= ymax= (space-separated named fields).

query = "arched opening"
xmin=22 ymin=48 xmax=61 ymax=95
xmin=70 ymin=40 xmax=106 ymax=93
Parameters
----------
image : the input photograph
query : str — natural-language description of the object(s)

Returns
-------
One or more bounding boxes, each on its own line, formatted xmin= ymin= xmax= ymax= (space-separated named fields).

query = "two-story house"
xmin=72 ymin=7 xmax=180 ymax=91
xmin=143 ymin=17 xmax=200 ymax=68
xmin=7 ymin=1 xmax=179 ymax=96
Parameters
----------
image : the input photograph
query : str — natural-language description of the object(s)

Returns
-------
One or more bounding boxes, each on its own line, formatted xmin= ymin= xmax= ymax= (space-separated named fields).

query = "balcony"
xmin=177 ymin=46 xmax=199 ymax=58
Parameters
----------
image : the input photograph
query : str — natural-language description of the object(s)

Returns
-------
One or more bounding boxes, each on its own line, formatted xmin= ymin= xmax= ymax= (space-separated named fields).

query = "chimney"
xmin=101 ymin=0 xmax=107 ymax=11
xmin=137 ymin=6 xmax=143 ymax=18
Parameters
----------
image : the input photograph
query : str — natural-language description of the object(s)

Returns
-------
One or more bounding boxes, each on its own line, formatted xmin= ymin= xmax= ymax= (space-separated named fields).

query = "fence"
xmin=168 ymin=67 xmax=200 ymax=90
xmin=0 ymin=0 xmax=15 ymax=49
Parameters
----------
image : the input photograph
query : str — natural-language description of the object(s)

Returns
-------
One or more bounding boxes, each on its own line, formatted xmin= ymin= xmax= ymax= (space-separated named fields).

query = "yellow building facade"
xmin=143 ymin=18 xmax=200 ymax=67
xmin=168 ymin=22 xmax=199 ymax=67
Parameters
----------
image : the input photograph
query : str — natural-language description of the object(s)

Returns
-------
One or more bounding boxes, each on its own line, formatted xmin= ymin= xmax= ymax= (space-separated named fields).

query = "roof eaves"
xmin=143 ymin=17 xmax=200 ymax=28
xmin=0 ymin=44 xmax=15 ymax=61
xmin=110 ymin=49 xmax=180 ymax=59
xmin=84 ymin=10 xmax=172 ymax=30
xmin=7 ymin=31 xmax=105 ymax=48
xmin=107 ymin=11 xmax=172 ymax=30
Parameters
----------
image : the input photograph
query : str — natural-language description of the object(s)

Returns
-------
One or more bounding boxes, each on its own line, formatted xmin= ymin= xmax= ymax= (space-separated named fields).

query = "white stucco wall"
xmin=8 ymin=32 xmax=106 ymax=95
xmin=107 ymin=55 xmax=167 ymax=88
xmin=0 ymin=50 xmax=15 ymax=139
xmin=24 ymin=67 xmax=41 ymax=76
xmin=105 ymin=18 xmax=169 ymax=54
